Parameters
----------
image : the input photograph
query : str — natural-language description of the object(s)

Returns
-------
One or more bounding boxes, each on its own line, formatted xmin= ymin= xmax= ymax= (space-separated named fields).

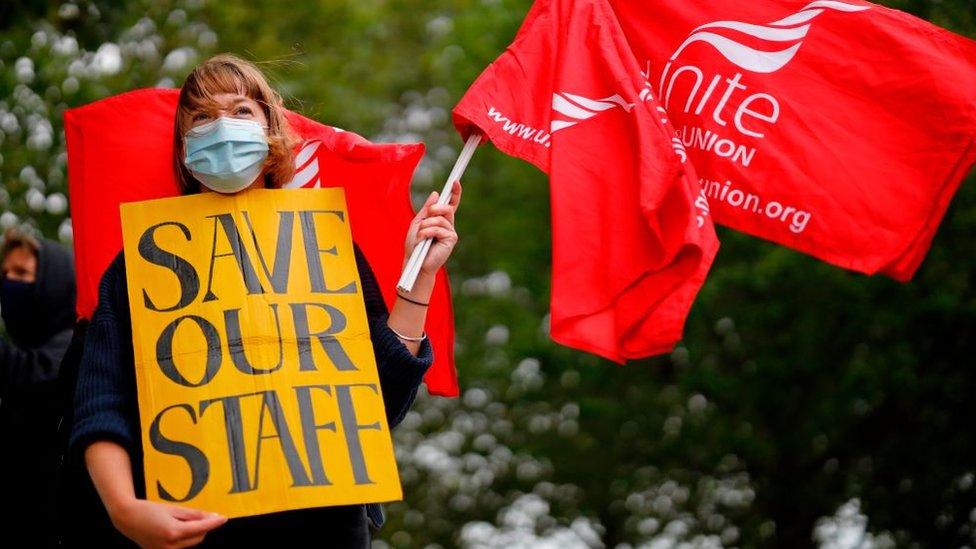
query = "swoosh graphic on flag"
xmin=284 ymin=139 xmax=322 ymax=188
xmin=667 ymin=1 xmax=870 ymax=74
xmin=550 ymin=92 xmax=635 ymax=132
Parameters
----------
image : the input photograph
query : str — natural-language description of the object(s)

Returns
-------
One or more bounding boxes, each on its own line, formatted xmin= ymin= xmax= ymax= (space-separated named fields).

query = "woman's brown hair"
xmin=173 ymin=53 xmax=299 ymax=194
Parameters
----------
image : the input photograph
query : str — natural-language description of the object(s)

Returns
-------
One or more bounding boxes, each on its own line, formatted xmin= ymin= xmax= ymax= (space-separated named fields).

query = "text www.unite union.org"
xmin=701 ymin=178 xmax=811 ymax=234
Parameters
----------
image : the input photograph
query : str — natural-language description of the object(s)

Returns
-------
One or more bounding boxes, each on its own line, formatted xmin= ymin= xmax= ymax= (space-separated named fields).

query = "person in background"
xmin=0 ymin=227 xmax=77 ymax=546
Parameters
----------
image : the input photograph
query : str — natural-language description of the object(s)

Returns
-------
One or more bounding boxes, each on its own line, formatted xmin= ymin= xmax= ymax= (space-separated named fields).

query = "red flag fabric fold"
xmin=453 ymin=0 xmax=719 ymax=363
xmin=65 ymin=88 xmax=458 ymax=396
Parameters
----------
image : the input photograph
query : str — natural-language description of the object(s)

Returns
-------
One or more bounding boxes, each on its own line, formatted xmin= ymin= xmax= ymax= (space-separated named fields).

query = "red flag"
xmin=609 ymin=0 xmax=976 ymax=280
xmin=64 ymin=88 xmax=458 ymax=396
xmin=453 ymin=0 xmax=719 ymax=362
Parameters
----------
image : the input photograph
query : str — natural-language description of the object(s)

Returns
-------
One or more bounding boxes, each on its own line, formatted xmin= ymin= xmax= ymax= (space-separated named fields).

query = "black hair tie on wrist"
xmin=397 ymin=293 xmax=430 ymax=307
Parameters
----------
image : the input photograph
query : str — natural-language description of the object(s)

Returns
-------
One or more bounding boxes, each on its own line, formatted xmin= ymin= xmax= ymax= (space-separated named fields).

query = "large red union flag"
xmin=64 ymin=88 xmax=458 ymax=396
xmin=453 ymin=0 xmax=719 ymax=362
xmin=610 ymin=0 xmax=976 ymax=280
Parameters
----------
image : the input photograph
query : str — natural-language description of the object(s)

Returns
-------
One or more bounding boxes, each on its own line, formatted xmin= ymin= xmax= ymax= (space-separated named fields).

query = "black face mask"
xmin=1 ymin=278 xmax=39 ymax=346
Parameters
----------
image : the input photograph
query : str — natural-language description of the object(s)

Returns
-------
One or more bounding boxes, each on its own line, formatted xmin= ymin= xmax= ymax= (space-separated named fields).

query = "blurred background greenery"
xmin=1 ymin=0 xmax=974 ymax=547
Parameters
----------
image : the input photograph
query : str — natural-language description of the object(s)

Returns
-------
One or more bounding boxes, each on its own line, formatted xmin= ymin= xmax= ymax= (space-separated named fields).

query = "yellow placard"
xmin=119 ymin=188 xmax=401 ymax=518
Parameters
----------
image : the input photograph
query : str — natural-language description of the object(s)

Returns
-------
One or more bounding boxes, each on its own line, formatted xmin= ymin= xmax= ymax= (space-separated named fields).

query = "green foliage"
xmin=0 ymin=0 xmax=218 ymax=239
xmin=2 ymin=0 xmax=974 ymax=546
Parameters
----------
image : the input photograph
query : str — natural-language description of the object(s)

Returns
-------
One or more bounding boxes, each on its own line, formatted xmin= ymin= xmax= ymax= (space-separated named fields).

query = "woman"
xmin=67 ymin=53 xmax=461 ymax=548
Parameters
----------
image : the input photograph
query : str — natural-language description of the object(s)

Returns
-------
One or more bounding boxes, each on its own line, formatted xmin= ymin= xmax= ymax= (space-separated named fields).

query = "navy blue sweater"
xmin=68 ymin=246 xmax=432 ymax=532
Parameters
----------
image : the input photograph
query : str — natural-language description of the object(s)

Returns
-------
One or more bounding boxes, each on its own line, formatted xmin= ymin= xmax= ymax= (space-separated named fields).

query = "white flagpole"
xmin=397 ymin=132 xmax=482 ymax=293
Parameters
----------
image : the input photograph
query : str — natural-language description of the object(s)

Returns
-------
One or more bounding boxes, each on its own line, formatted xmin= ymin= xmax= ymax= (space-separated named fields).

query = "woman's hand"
xmin=86 ymin=441 xmax=226 ymax=548
xmin=404 ymin=180 xmax=462 ymax=276
xmin=389 ymin=180 xmax=461 ymax=355
xmin=110 ymin=499 xmax=227 ymax=549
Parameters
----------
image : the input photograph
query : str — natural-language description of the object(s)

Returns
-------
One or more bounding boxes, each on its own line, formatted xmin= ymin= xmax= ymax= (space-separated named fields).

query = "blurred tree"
xmin=0 ymin=0 xmax=219 ymax=240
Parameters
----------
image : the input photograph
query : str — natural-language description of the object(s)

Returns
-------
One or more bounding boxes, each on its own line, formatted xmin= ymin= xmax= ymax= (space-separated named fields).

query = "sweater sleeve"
xmin=67 ymin=254 xmax=140 ymax=459
xmin=353 ymin=244 xmax=433 ymax=429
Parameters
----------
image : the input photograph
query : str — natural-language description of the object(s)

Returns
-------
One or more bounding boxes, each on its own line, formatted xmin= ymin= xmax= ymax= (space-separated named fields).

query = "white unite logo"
xmin=661 ymin=0 xmax=869 ymax=78
xmin=656 ymin=1 xmax=869 ymax=140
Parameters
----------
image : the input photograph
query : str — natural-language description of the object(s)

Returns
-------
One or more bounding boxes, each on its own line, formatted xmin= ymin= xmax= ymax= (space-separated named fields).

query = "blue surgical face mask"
xmin=183 ymin=116 xmax=269 ymax=194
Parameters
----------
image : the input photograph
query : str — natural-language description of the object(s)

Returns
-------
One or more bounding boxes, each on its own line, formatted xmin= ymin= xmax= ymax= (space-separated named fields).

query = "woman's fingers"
xmin=415 ymin=182 xmax=460 ymax=223
xmin=409 ymin=193 xmax=437 ymax=229
xmin=418 ymin=215 xmax=457 ymax=241
xmin=407 ymin=191 xmax=440 ymax=243
xmin=440 ymin=181 xmax=462 ymax=224
xmin=419 ymin=215 xmax=454 ymax=231
xmin=170 ymin=522 xmax=223 ymax=548
xmin=407 ymin=182 xmax=461 ymax=272
xmin=414 ymin=191 xmax=439 ymax=221
xmin=168 ymin=506 xmax=208 ymax=521
xmin=426 ymin=204 xmax=453 ymax=225
xmin=417 ymin=226 xmax=457 ymax=244
xmin=406 ymin=184 xmax=462 ymax=254
xmin=405 ymin=192 xmax=434 ymax=247
xmin=174 ymin=512 xmax=227 ymax=539
xmin=447 ymin=179 xmax=462 ymax=208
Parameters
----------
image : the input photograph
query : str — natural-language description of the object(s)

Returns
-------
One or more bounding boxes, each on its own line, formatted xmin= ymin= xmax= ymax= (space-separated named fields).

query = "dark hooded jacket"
xmin=0 ymin=238 xmax=76 ymax=546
